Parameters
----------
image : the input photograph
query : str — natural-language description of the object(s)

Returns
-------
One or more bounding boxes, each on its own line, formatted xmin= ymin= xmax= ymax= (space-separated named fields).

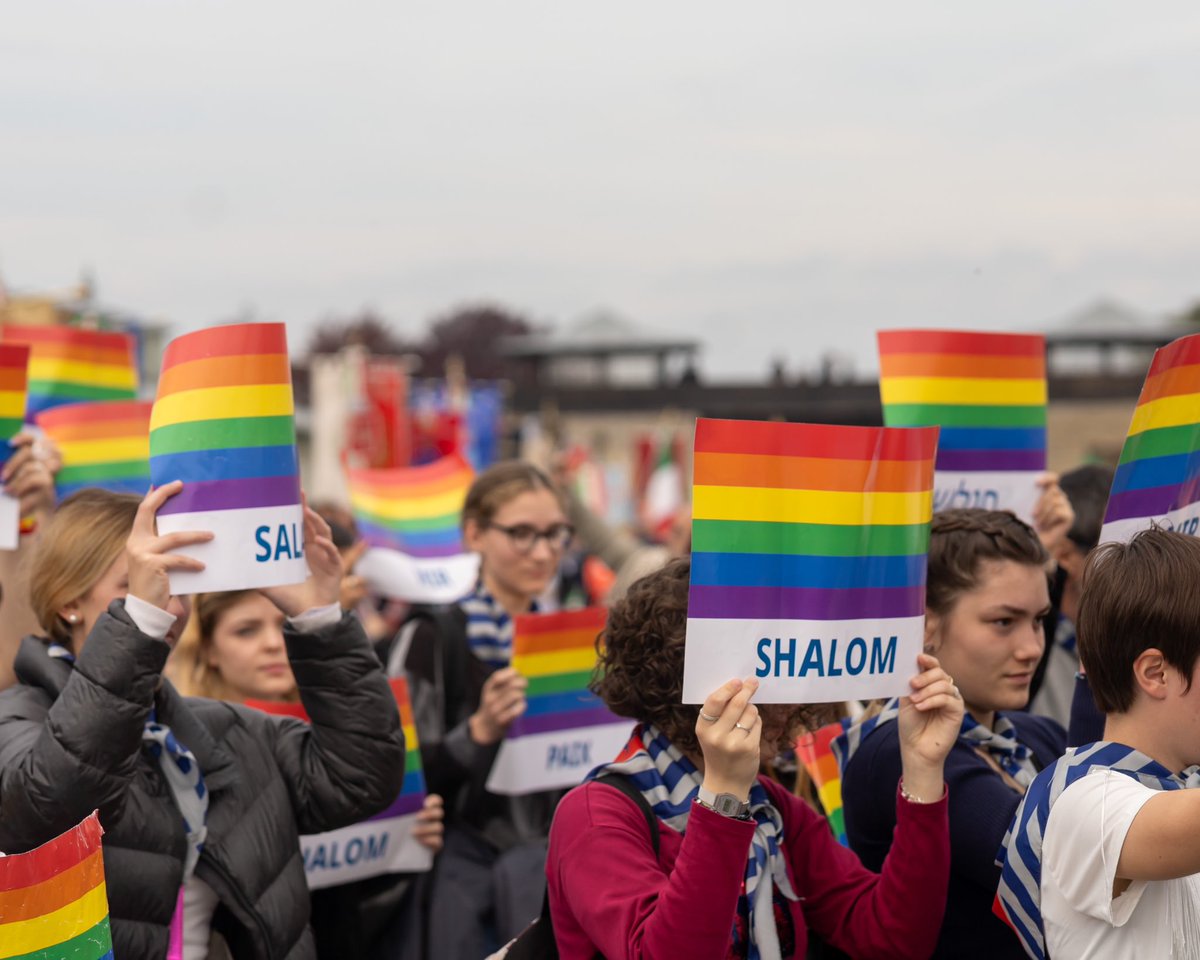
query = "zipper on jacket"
xmin=197 ymin=853 xmax=276 ymax=960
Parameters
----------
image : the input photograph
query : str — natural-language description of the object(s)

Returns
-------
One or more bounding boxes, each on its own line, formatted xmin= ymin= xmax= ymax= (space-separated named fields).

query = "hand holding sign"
xmin=2 ymin=432 xmax=57 ymax=519
xmin=260 ymin=500 xmax=344 ymax=618
xmin=696 ymin=676 xmax=762 ymax=802
xmin=469 ymin=667 xmax=529 ymax=745
xmin=896 ymin=652 xmax=962 ymax=801
xmin=127 ymin=481 xmax=213 ymax=612
xmin=1032 ymin=473 xmax=1074 ymax=561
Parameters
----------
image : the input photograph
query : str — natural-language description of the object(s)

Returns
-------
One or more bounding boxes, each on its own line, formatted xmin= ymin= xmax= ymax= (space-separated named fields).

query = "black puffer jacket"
xmin=0 ymin=601 xmax=405 ymax=959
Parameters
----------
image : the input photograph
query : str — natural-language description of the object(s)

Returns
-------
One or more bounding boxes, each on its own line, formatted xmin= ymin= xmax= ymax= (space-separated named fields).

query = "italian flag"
xmin=641 ymin=437 xmax=683 ymax=541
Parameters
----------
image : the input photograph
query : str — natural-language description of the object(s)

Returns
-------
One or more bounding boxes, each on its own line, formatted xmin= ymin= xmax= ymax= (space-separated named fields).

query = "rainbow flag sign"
xmin=795 ymin=722 xmax=848 ymax=846
xmin=1 ymin=325 xmax=137 ymax=418
xmin=0 ymin=811 xmax=112 ymax=960
xmin=246 ymin=677 xmax=432 ymax=888
xmin=0 ymin=344 xmax=30 ymax=550
xmin=878 ymin=330 xmax=1047 ymax=520
xmin=683 ymin=418 xmax=938 ymax=703
xmin=36 ymin=400 xmax=152 ymax=498
xmin=347 ymin=454 xmax=481 ymax=604
xmin=1100 ymin=333 xmax=1200 ymax=543
xmin=487 ymin=608 xmax=632 ymax=795
xmin=149 ymin=323 xmax=305 ymax=594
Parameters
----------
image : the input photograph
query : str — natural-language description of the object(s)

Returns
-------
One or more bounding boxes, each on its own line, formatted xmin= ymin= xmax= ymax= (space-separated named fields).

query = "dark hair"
xmin=1077 ymin=528 xmax=1200 ymax=713
xmin=926 ymin=509 xmax=1049 ymax=617
xmin=1059 ymin=464 xmax=1116 ymax=552
xmin=593 ymin=558 xmax=824 ymax=757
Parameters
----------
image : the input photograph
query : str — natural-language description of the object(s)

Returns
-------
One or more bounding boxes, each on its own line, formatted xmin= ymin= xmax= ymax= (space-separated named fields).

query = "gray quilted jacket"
xmin=0 ymin=600 xmax=405 ymax=959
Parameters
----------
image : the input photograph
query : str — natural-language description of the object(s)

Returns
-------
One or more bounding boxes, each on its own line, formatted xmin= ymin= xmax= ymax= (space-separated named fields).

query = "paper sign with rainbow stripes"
xmin=1100 ymin=333 xmax=1200 ymax=544
xmin=149 ymin=323 xmax=305 ymax=594
xmin=0 ymin=344 xmax=30 ymax=550
xmin=0 ymin=325 xmax=137 ymax=418
xmin=683 ymin=418 xmax=937 ymax=704
xmin=246 ymin=677 xmax=432 ymax=888
xmin=37 ymin=400 xmax=152 ymax=498
xmin=347 ymin=454 xmax=482 ymax=604
xmin=487 ymin=607 xmax=633 ymax=795
xmin=795 ymin=722 xmax=848 ymax=846
xmin=0 ymin=811 xmax=113 ymax=960
xmin=878 ymin=330 xmax=1047 ymax=520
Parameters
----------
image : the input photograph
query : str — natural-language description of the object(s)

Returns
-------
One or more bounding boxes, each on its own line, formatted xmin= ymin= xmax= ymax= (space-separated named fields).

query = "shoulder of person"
xmin=841 ymin=717 xmax=904 ymax=779
xmin=554 ymin=779 xmax=659 ymax=837
xmin=1007 ymin=711 xmax=1068 ymax=757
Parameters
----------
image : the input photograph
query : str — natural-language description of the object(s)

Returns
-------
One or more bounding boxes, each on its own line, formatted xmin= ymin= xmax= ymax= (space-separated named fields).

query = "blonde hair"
xmin=167 ymin=590 xmax=298 ymax=703
xmin=461 ymin=460 xmax=561 ymax=532
xmin=28 ymin=490 xmax=140 ymax=646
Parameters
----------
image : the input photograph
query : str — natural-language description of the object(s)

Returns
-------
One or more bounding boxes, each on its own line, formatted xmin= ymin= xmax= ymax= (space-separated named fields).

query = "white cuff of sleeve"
xmin=288 ymin=602 xmax=342 ymax=633
xmin=125 ymin=594 xmax=177 ymax=641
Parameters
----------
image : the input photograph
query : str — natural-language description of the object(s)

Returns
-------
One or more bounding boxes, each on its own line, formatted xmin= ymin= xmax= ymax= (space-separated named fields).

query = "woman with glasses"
xmin=396 ymin=460 xmax=575 ymax=959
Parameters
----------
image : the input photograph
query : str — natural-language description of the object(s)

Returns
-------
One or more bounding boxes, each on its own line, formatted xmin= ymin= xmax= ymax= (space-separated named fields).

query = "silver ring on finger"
xmin=735 ymin=721 xmax=750 ymax=731
xmin=699 ymin=710 xmax=720 ymax=723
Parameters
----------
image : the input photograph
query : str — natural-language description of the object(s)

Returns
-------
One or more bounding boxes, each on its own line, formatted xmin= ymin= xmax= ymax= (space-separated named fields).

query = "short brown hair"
xmin=926 ymin=509 xmax=1048 ymax=617
xmin=27 ymin=489 xmax=140 ymax=645
xmin=461 ymin=461 xmax=562 ymax=530
xmin=1077 ymin=528 xmax=1200 ymax=713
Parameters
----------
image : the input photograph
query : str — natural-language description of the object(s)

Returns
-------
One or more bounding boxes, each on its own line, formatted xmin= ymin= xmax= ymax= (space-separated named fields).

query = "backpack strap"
xmin=592 ymin=772 xmax=661 ymax=855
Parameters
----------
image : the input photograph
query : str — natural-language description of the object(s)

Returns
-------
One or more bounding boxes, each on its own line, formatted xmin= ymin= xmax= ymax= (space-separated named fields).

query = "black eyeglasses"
xmin=485 ymin=522 xmax=575 ymax=554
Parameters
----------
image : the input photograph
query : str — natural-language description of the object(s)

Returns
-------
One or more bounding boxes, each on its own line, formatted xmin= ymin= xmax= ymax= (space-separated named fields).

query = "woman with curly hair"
xmin=545 ymin=558 xmax=964 ymax=960
xmin=837 ymin=508 xmax=1070 ymax=959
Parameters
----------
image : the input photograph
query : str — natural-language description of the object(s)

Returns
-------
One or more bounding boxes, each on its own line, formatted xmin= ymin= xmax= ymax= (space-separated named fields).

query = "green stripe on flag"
xmin=692 ymin=519 xmax=930 ymax=557
xmin=0 ymin=416 xmax=24 ymax=440
xmin=57 ymin=460 xmax=150 ymax=485
xmin=404 ymin=747 xmax=423 ymax=774
xmin=150 ymin=416 xmax=296 ymax=455
xmin=9 ymin=917 xmax=113 ymax=960
xmin=1119 ymin=423 xmax=1200 ymax=465
xmin=29 ymin=380 xmax=137 ymax=402
xmin=355 ymin=509 xmax=461 ymax=533
xmin=883 ymin=403 xmax=1046 ymax=428
xmin=525 ymin=670 xmax=596 ymax=697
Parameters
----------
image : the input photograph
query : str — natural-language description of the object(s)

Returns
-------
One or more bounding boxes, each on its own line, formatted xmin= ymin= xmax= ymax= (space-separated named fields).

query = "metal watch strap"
xmin=696 ymin=785 xmax=751 ymax=819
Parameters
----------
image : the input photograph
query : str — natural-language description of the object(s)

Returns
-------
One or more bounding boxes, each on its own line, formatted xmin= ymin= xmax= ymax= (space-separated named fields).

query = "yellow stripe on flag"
xmin=150 ymin=384 xmax=294 ymax=431
xmin=0 ymin=390 xmax=25 ymax=419
xmin=1129 ymin=391 xmax=1200 ymax=436
xmin=693 ymin=485 xmax=932 ymax=526
xmin=879 ymin=376 xmax=1046 ymax=407
xmin=59 ymin=437 xmax=150 ymax=465
xmin=512 ymin=647 xmax=597 ymax=678
xmin=348 ymin=488 xmax=465 ymax=521
xmin=28 ymin=357 xmax=137 ymax=389
xmin=0 ymin=882 xmax=109 ymax=955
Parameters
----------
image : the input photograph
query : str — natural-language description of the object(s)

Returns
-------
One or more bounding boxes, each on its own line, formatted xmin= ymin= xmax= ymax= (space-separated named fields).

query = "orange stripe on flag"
xmin=0 ymin=849 xmax=104 ymax=923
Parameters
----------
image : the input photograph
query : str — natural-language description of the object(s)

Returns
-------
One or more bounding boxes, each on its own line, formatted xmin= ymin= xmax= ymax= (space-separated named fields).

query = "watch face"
xmin=714 ymin=794 xmax=746 ymax=816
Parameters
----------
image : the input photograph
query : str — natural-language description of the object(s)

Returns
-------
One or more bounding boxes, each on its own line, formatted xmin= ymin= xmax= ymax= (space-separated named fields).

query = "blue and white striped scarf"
xmin=460 ymin=583 xmax=537 ymax=667
xmin=586 ymin=724 xmax=797 ymax=960
xmin=995 ymin=742 xmax=1200 ymax=959
xmin=833 ymin=698 xmax=1040 ymax=787
xmin=49 ymin=641 xmax=209 ymax=879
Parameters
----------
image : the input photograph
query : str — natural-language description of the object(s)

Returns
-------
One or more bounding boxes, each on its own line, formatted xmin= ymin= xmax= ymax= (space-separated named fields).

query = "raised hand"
xmin=468 ymin=667 xmax=529 ymax=745
xmin=695 ymin=677 xmax=761 ymax=802
xmin=413 ymin=793 xmax=445 ymax=853
xmin=126 ymin=482 xmax=213 ymax=611
xmin=896 ymin=653 xmax=963 ymax=802
xmin=2 ymin=433 xmax=58 ymax=519
xmin=260 ymin=498 xmax=344 ymax=618
xmin=338 ymin=539 xmax=370 ymax=610
xmin=1033 ymin=472 xmax=1074 ymax=562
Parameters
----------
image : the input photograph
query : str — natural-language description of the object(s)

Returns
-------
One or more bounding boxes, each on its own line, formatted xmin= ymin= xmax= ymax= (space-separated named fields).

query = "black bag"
xmin=501 ymin=773 xmax=661 ymax=960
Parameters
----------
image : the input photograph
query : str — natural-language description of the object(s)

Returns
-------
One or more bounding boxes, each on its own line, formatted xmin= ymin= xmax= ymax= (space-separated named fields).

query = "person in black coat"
xmin=0 ymin=484 xmax=405 ymax=959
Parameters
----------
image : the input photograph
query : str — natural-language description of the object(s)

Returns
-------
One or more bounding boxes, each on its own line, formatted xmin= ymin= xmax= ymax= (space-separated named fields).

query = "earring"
xmin=67 ymin=614 xmax=79 ymax=624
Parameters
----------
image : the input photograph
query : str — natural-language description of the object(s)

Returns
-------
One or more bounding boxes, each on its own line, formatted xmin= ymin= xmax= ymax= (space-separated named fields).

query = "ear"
xmin=923 ymin=610 xmax=942 ymax=654
xmin=1131 ymin=648 xmax=1170 ymax=702
xmin=57 ymin=599 xmax=83 ymax=629
xmin=463 ymin=518 xmax=486 ymax=554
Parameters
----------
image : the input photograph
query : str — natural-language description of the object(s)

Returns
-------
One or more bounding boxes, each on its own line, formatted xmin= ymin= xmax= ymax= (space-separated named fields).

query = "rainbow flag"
xmin=245 ymin=677 xmax=431 ymax=887
xmin=487 ymin=607 xmax=633 ymax=795
xmin=878 ymin=330 xmax=1046 ymax=516
xmin=347 ymin=454 xmax=473 ymax=558
xmin=36 ymin=400 xmax=152 ymax=497
xmin=683 ymin=418 xmax=938 ymax=704
xmin=1 ymin=325 xmax=137 ymax=418
xmin=149 ymin=323 xmax=304 ymax=594
xmin=0 ymin=344 xmax=30 ymax=467
xmin=0 ymin=811 xmax=112 ymax=960
xmin=1100 ymin=333 xmax=1200 ymax=543
xmin=795 ymin=722 xmax=848 ymax=846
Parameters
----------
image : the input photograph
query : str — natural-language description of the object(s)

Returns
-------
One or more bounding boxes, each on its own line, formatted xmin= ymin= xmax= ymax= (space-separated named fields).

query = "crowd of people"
xmin=4 ymin=426 xmax=1200 ymax=960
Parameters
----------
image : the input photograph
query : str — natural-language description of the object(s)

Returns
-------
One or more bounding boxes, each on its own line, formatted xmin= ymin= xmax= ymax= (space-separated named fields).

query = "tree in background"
xmin=417 ymin=303 xmax=535 ymax=379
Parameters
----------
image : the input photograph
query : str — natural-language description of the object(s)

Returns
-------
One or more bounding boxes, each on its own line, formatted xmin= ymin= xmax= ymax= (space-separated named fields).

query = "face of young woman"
xmin=467 ymin=488 xmax=569 ymax=606
xmin=67 ymin=553 xmax=192 ymax=649
xmin=925 ymin=558 xmax=1051 ymax=722
xmin=207 ymin=592 xmax=294 ymax=703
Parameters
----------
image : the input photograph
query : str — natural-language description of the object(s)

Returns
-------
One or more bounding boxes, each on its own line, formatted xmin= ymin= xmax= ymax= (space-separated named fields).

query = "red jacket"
xmin=547 ymin=775 xmax=949 ymax=960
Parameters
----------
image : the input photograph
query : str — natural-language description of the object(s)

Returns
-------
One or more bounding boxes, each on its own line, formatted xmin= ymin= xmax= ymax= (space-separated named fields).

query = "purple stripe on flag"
xmin=1103 ymin=478 xmax=1200 ymax=523
xmin=688 ymin=584 xmax=925 ymax=620
xmin=936 ymin=449 xmax=1046 ymax=471
xmin=507 ymin=705 xmax=622 ymax=738
xmin=366 ymin=790 xmax=426 ymax=822
xmin=156 ymin=474 xmax=302 ymax=515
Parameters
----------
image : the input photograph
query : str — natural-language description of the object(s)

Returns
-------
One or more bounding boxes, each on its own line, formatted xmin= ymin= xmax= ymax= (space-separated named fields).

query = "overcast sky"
xmin=3 ymin=2 xmax=1200 ymax=377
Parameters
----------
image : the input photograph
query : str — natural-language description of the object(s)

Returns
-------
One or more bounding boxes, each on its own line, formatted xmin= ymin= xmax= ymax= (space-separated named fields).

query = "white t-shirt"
xmin=1042 ymin=769 xmax=1200 ymax=958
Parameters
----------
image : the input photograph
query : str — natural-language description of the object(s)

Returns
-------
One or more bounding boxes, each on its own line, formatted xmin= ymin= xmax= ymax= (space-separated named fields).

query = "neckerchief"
xmin=586 ymin=724 xmax=798 ymax=960
xmin=833 ymin=697 xmax=1040 ymax=788
xmin=460 ymin=582 xmax=537 ymax=667
xmin=995 ymin=742 xmax=1200 ymax=959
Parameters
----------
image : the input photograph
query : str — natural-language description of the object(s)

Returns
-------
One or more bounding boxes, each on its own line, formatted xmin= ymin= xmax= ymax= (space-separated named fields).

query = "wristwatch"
xmin=695 ymin=786 xmax=752 ymax=819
